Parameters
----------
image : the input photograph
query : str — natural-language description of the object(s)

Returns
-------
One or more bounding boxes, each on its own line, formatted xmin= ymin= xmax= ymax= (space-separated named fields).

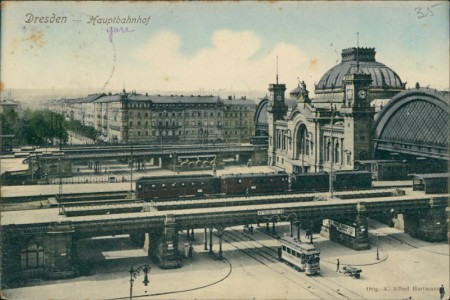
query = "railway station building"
xmin=263 ymin=47 xmax=448 ymax=175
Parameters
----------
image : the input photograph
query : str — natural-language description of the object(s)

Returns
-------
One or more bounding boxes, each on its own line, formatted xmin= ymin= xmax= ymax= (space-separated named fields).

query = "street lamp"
xmin=129 ymin=264 xmax=151 ymax=300
xmin=376 ymin=233 xmax=379 ymax=260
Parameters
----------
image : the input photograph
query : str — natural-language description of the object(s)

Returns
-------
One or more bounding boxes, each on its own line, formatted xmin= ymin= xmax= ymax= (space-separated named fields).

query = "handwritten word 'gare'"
xmin=88 ymin=15 xmax=151 ymax=26
xmin=25 ymin=13 xmax=67 ymax=24
xmin=107 ymin=26 xmax=135 ymax=43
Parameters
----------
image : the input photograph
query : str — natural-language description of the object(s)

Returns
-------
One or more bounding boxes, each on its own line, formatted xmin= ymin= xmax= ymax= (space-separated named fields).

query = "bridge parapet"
xmin=403 ymin=198 xmax=448 ymax=242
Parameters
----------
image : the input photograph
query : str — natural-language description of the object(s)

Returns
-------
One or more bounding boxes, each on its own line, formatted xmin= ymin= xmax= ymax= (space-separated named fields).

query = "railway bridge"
xmin=25 ymin=143 xmax=265 ymax=179
xmin=1 ymin=191 xmax=447 ymax=287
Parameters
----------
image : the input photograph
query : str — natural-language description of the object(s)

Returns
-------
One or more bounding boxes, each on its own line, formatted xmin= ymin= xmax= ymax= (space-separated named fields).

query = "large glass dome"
xmin=316 ymin=48 xmax=404 ymax=91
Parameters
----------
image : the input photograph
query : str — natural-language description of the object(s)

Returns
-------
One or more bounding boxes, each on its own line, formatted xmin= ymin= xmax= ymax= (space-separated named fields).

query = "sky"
xmin=1 ymin=1 xmax=449 ymax=100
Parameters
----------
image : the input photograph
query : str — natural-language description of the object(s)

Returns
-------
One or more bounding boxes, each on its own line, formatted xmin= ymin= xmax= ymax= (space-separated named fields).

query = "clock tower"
xmin=266 ymin=74 xmax=287 ymax=166
xmin=267 ymin=81 xmax=287 ymax=121
xmin=341 ymin=72 xmax=374 ymax=167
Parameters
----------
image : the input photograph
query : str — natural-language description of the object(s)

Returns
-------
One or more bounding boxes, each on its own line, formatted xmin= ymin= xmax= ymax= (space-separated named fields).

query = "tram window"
xmin=287 ymin=248 xmax=292 ymax=255
xmin=282 ymin=246 xmax=286 ymax=251
xmin=296 ymin=252 xmax=301 ymax=258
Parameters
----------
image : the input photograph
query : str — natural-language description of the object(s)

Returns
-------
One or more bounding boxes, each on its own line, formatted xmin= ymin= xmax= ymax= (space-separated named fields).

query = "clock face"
xmin=276 ymin=95 xmax=282 ymax=101
xmin=358 ymin=90 xmax=367 ymax=99
xmin=346 ymin=89 xmax=353 ymax=100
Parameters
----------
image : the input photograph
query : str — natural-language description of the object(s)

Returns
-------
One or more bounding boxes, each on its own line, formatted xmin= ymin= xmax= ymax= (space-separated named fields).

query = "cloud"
xmin=130 ymin=29 xmax=314 ymax=97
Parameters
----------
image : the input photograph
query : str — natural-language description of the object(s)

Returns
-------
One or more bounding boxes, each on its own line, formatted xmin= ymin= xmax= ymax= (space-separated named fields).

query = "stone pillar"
xmin=190 ymin=229 xmax=195 ymax=241
xmin=217 ymin=227 xmax=224 ymax=260
xmin=290 ymin=222 xmax=293 ymax=237
xmin=403 ymin=199 xmax=448 ymax=242
xmin=328 ymin=203 xmax=370 ymax=250
xmin=1 ymin=227 xmax=22 ymax=288
xmin=158 ymin=215 xmax=181 ymax=269
xmin=352 ymin=203 xmax=370 ymax=250
xmin=209 ymin=228 xmax=213 ymax=254
xmin=272 ymin=222 xmax=276 ymax=234
xmin=45 ymin=222 xmax=76 ymax=279
xmin=204 ymin=228 xmax=208 ymax=250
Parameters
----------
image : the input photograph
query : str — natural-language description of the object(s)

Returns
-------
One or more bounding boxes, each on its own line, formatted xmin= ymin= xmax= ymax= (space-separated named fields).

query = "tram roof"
xmin=279 ymin=236 xmax=320 ymax=253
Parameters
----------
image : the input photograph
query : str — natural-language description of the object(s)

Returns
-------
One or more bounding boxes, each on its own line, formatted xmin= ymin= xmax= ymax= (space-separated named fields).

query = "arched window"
xmin=305 ymin=136 xmax=310 ymax=155
xmin=326 ymin=140 xmax=331 ymax=161
xmin=334 ymin=142 xmax=340 ymax=164
xmin=296 ymin=125 xmax=308 ymax=159
xmin=21 ymin=241 xmax=44 ymax=269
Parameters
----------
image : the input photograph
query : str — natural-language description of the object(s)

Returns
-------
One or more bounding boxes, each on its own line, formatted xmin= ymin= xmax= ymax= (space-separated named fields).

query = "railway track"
xmin=222 ymin=228 xmax=366 ymax=300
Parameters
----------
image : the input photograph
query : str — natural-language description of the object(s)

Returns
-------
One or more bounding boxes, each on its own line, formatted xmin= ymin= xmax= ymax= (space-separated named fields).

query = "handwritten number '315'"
xmin=415 ymin=4 xmax=440 ymax=19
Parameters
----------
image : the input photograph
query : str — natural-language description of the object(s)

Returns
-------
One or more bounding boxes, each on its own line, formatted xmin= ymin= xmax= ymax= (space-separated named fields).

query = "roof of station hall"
xmin=60 ymin=92 xmax=255 ymax=106
xmin=316 ymin=47 xmax=404 ymax=91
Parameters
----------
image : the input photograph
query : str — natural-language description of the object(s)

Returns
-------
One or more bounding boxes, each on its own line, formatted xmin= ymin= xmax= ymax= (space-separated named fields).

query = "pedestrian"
xmin=188 ymin=243 xmax=193 ymax=258
xmin=249 ymin=225 xmax=254 ymax=235
xmin=184 ymin=243 xmax=189 ymax=258
xmin=439 ymin=284 xmax=445 ymax=300
xmin=336 ymin=258 xmax=340 ymax=272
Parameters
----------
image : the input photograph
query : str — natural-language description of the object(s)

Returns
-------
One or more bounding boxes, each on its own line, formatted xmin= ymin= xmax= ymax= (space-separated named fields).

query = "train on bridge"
xmin=136 ymin=171 xmax=372 ymax=200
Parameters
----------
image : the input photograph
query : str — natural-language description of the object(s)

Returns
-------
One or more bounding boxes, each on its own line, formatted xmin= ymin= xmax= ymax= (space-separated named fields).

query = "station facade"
xmin=264 ymin=47 xmax=448 ymax=174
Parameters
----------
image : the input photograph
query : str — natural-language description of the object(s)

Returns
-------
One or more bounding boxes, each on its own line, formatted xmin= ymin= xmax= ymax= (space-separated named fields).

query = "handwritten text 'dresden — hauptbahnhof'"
xmin=24 ymin=14 xmax=151 ymax=26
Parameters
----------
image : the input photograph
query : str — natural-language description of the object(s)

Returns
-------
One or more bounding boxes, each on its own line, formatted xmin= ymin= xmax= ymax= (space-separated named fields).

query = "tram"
xmin=278 ymin=236 xmax=320 ymax=275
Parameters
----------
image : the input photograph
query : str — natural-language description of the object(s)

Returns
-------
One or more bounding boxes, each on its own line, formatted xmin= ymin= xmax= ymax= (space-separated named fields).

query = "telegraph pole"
xmin=130 ymin=145 xmax=133 ymax=195
xmin=329 ymin=104 xmax=334 ymax=198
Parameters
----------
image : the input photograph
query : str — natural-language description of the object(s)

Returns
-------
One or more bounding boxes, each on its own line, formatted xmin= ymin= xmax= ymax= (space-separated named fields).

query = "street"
xmin=2 ymin=220 xmax=448 ymax=300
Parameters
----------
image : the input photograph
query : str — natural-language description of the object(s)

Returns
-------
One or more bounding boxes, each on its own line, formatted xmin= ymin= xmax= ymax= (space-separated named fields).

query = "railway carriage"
xmin=291 ymin=171 xmax=372 ymax=193
xmin=333 ymin=170 xmax=372 ymax=190
xmin=219 ymin=172 xmax=289 ymax=195
xmin=291 ymin=173 xmax=329 ymax=192
xmin=136 ymin=174 xmax=218 ymax=200
xmin=412 ymin=173 xmax=449 ymax=194
xmin=355 ymin=160 xmax=408 ymax=180
xmin=278 ymin=236 xmax=320 ymax=275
